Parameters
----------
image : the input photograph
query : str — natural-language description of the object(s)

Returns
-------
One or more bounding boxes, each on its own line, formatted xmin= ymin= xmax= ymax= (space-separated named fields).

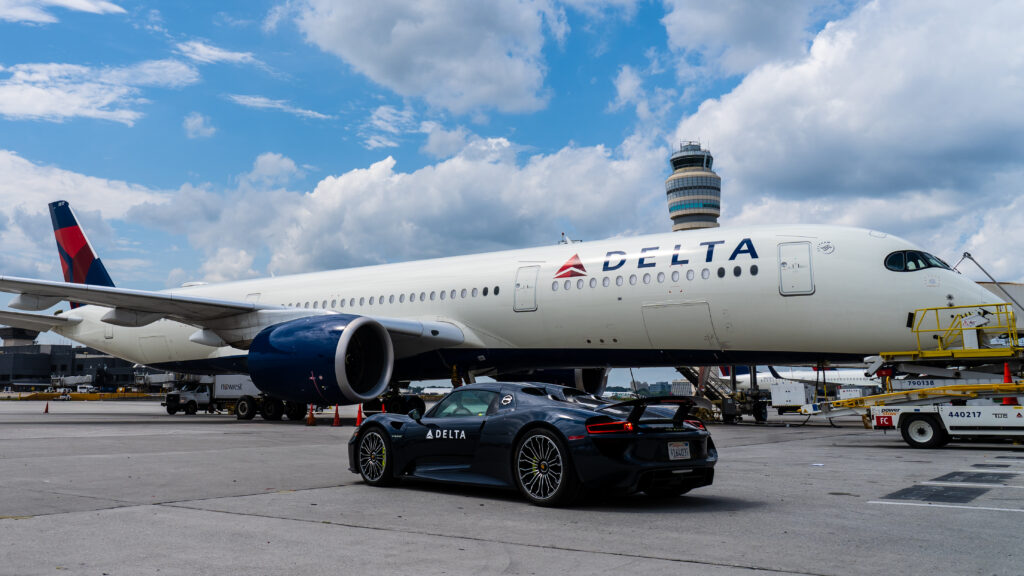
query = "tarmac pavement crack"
xmin=156 ymin=501 xmax=831 ymax=576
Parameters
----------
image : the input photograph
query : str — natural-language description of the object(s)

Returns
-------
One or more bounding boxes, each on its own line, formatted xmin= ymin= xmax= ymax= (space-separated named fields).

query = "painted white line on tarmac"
xmin=921 ymin=481 xmax=1024 ymax=489
xmin=868 ymin=500 xmax=1024 ymax=513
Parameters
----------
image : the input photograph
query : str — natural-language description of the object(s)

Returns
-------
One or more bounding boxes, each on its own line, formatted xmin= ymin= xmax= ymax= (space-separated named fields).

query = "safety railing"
xmin=888 ymin=303 xmax=1020 ymax=360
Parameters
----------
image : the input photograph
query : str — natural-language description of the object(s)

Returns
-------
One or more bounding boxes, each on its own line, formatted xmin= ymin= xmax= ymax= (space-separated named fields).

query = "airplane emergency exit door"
xmin=778 ymin=242 xmax=815 ymax=296
xmin=514 ymin=265 xmax=540 ymax=312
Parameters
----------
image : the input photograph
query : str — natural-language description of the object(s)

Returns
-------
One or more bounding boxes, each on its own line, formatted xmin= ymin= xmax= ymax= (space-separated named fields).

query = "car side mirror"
xmin=408 ymin=409 xmax=422 ymax=421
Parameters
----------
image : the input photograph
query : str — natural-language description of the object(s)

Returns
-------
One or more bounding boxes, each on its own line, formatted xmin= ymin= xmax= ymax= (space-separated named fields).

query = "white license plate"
xmin=668 ymin=441 xmax=691 ymax=460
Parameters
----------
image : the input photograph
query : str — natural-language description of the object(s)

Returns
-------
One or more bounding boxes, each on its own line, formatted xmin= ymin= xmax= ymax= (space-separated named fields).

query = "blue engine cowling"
xmin=247 ymin=314 xmax=394 ymax=404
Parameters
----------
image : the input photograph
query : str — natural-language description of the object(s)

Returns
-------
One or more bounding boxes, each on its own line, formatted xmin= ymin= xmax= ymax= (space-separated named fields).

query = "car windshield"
xmin=431 ymin=389 xmax=498 ymax=417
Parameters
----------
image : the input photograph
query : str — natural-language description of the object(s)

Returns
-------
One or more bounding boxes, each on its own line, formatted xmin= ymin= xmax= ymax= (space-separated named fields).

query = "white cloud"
xmin=291 ymin=0 xmax=553 ymax=115
xmin=199 ymin=247 xmax=259 ymax=283
xmin=608 ymin=65 xmax=644 ymax=113
xmin=661 ymin=0 xmax=843 ymax=78
xmin=676 ymin=0 xmax=1024 ymax=280
xmin=227 ymin=94 xmax=334 ymax=120
xmin=241 ymin=152 xmax=300 ymax=187
xmin=0 ymin=60 xmax=199 ymax=125
xmin=0 ymin=0 xmax=124 ymax=24
xmin=0 ymin=149 xmax=169 ymax=279
xmin=361 ymin=105 xmax=418 ymax=149
xmin=106 ymin=127 xmax=666 ymax=283
xmin=183 ymin=112 xmax=215 ymax=139
xmin=560 ymin=0 xmax=640 ymax=18
xmin=262 ymin=2 xmax=290 ymax=33
xmin=420 ymin=122 xmax=469 ymax=159
xmin=176 ymin=40 xmax=261 ymax=66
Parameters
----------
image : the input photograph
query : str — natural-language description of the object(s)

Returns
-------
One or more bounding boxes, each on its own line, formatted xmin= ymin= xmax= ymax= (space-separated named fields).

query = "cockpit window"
xmin=884 ymin=250 xmax=951 ymax=272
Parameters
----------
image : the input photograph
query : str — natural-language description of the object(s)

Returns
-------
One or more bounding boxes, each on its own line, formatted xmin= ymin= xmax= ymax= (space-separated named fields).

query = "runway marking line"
xmin=922 ymin=481 xmax=1024 ymax=489
xmin=868 ymin=501 xmax=1024 ymax=513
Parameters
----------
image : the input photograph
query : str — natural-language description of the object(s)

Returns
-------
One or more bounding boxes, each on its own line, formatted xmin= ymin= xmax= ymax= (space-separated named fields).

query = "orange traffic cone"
xmin=332 ymin=405 xmax=341 ymax=427
xmin=1002 ymin=362 xmax=1017 ymax=405
xmin=356 ymin=404 xmax=363 ymax=426
xmin=44 ymin=402 xmax=49 ymax=414
xmin=305 ymin=404 xmax=316 ymax=426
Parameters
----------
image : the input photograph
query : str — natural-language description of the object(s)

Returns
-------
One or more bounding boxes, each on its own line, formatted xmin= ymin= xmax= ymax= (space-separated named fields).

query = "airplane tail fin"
xmin=49 ymin=200 xmax=115 ymax=297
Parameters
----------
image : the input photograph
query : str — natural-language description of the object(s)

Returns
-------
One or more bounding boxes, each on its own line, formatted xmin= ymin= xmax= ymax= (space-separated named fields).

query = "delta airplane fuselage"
xmin=51 ymin=224 xmax=998 ymax=383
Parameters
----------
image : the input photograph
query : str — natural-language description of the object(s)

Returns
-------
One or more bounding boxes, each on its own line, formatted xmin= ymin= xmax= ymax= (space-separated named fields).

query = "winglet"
xmin=49 ymin=200 xmax=114 ymax=289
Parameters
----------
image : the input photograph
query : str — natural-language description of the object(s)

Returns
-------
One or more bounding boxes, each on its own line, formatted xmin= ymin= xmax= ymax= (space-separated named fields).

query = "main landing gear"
xmin=363 ymin=381 xmax=426 ymax=416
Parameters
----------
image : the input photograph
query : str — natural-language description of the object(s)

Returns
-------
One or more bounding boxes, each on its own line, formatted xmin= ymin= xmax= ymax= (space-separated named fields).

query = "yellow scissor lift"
xmin=798 ymin=303 xmax=1024 ymax=423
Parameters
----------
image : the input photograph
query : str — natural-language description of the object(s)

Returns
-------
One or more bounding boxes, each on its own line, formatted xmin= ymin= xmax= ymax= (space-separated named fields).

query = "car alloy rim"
xmin=517 ymin=434 xmax=563 ymax=500
xmin=359 ymin=431 xmax=386 ymax=481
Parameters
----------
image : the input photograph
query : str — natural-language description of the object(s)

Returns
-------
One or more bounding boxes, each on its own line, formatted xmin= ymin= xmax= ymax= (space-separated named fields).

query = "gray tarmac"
xmin=1 ymin=400 xmax=1021 ymax=576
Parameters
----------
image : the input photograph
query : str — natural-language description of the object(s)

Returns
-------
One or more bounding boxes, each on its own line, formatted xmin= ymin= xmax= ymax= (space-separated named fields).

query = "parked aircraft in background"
xmin=0 ymin=201 xmax=1002 ymax=418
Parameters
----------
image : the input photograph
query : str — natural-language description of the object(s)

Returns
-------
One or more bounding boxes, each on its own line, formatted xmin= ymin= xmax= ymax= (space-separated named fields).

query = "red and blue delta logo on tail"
xmin=49 ymin=201 xmax=115 ymax=307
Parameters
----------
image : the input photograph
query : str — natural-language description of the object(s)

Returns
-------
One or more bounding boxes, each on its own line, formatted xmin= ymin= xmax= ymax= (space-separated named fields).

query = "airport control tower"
xmin=665 ymin=142 xmax=720 ymax=231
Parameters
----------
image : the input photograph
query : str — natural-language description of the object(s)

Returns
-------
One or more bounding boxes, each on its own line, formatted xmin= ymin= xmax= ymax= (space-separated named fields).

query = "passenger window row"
xmin=282 ymin=285 xmax=501 ymax=309
xmin=551 ymin=265 xmax=759 ymax=292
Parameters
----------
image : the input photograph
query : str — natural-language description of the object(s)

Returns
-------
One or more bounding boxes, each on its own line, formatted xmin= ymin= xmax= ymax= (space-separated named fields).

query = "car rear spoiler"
xmin=597 ymin=395 xmax=713 ymax=424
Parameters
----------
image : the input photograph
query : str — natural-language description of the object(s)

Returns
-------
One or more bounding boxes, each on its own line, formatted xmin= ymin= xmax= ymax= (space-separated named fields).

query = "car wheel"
xmin=513 ymin=428 xmax=577 ymax=506
xmin=184 ymin=401 xmax=198 ymax=415
xmin=262 ymin=398 xmax=284 ymax=421
xmin=900 ymin=415 xmax=948 ymax=449
xmin=236 ymin=395 xmax=257 ymax=420
xmin=166 ymin=406 xmax=178 ymax=415
xmin=357 ymin=427 xmax=396 ymax=486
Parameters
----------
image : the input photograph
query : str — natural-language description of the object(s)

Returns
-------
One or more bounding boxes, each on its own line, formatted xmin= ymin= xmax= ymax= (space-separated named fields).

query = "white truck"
xmin=162 ymin=375 xmax=306 ymax=421
xmin=870 ymin=402 xmax=1024 ymax=448
xmin=163 ymin=375 xmax=259 ymax=415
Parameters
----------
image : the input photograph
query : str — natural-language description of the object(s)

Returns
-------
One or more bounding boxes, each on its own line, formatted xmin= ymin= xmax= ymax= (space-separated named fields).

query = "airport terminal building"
xmin=0 ymin=327 xmax=138 ymax=391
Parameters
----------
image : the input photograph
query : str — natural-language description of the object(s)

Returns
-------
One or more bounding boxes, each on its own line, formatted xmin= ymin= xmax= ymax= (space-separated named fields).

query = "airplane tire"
xmin=900 ymin=415 xmax=948 ymax=449
xmin=184 ymin=401 xmax=198 ymax=415
xmin=236 ymin=396 xmax=257 ymax=420
xmin=284 ymin=401 xmax=306 ymax=421
xmin=262 ymin=398 xmax=284 ymax=421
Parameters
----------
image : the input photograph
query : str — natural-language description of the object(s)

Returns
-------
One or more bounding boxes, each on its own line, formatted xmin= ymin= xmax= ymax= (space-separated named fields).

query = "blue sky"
xmin=2 ymin=0 xmax=1023 ymax=384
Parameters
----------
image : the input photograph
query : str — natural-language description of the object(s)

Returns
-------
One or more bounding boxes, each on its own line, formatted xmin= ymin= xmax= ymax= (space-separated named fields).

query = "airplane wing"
xmin=0 ymin=309 xmax=81 ymax=332
xmin=0 ymin=275 xmax=464 ymax=353
xmin=0 ymin=275 xmax=259 ymax=319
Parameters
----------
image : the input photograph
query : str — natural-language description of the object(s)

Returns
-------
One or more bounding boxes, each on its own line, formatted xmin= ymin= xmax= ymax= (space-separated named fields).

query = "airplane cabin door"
xmin=778 ymin=242 xmax=815 ymax=296
xmin=642 ymin=302 xmax=721 ymax=350
xmin=513 ymin=265 xmax=540 ymax=312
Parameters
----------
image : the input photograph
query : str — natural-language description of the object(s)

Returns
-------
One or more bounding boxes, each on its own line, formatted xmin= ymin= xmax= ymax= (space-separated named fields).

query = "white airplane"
xmin=0 ymin=200 xmax=1002 ymax=417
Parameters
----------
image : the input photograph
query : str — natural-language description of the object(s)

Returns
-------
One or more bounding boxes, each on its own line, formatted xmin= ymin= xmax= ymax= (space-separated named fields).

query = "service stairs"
xmin=675 ymin=366 xmax=735 ymax=402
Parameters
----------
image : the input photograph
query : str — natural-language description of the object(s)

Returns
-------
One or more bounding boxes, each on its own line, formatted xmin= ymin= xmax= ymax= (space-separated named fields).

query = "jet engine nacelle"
xmin=247 ymin=314 xmax=394 ymax=404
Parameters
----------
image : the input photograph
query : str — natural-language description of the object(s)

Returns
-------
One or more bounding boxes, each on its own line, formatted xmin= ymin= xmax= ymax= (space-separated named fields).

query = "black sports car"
xmin=347 ymin=382 xmax=717 ymax=505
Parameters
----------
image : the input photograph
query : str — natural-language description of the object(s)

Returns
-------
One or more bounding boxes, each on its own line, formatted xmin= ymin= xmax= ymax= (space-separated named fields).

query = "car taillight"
xmin=684 ymin=419 xmax=706 ymax=430
xmin=586 ymin=420 xmax=635 ymax=434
